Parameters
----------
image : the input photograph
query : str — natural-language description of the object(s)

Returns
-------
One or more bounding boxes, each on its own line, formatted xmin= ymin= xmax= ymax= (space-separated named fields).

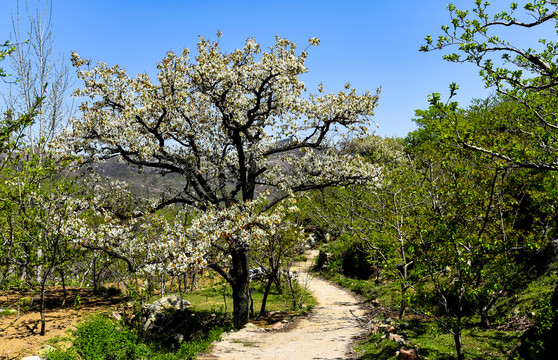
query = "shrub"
xmin=47 ymin=314 xmax=150 ymax=360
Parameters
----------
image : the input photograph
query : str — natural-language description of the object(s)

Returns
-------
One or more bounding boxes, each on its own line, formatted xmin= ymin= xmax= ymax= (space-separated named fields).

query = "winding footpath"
xmin=200 ymin=251 xmax=367 ymax=360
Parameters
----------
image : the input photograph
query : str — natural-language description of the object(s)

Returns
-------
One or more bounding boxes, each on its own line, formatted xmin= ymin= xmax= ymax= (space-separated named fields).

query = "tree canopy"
xmin=421 ymin=0 xmax=558 ymax=170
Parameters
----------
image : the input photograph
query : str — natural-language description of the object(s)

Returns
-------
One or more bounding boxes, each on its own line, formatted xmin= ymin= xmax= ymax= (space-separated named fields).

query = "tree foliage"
xmin=421 ymin=0 xmax=558 ymax=170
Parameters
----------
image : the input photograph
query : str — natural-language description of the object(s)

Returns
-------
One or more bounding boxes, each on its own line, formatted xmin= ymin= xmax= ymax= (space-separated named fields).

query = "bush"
xmin=74 ymin=315 xmax=150 ymax=360
xmin=47 ymin=315 xmax=149 ymax=360
xmin=325 ymin=234 xmax=375 ymax=280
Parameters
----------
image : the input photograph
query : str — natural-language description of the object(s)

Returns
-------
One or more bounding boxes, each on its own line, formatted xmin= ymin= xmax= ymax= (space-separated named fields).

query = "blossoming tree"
xmin=60 ymin=34 xmax=381 ymax=328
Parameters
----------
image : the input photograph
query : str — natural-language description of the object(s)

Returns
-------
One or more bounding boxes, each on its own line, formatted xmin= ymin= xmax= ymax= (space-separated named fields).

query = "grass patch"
xmin=492 ymin=262 xmax=558 ymax=323
xmin=184 ymin=279 xmax=315 ymax=317
xmin=0 ymin=307 xmax=17 ymax=316
xmin=356 ymin=320 xmax=521 ymax=359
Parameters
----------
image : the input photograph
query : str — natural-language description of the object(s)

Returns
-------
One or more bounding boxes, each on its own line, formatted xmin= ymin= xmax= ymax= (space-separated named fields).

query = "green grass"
xmin=492 ymin=262 xmax=558 ymax=323
xmin=183 ymin=279 xmax=315 ymax=317
xmin=0 ymin=307 xmax=17 ymax=316
xmin=355 ymin=321 xmax=521 ymax=360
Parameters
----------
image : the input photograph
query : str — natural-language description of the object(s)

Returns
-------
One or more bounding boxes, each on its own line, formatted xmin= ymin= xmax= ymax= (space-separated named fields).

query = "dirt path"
xmin=200 ymin=251 xmax=367 ymax=360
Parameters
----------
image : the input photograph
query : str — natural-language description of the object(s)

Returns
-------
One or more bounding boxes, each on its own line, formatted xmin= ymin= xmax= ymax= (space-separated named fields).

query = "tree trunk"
xmin=39 ymin=281 xmax=46 ymax=335
xmin=92 ymin=256 xmax=97 ymax=293
xmin=481 ymin=312 xmax=490 ymax=328
xmin=260 ymin=277 xmax=273 ymax=316
xmin=260 ymin=268 xmax=278 ymax=316
xmin=59 ymin=268 xmax=66 ymax=297
xmin=230 ymin=247 xmax=250 ymax=329
xmin=453 ymin=329 xmax=464 ymax=360
xmin=399 ymin=284 xmax=407 ymax=319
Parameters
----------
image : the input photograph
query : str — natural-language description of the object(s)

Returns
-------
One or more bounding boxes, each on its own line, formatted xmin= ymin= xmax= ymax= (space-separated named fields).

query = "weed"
xmin=0 ymin=307 xmax=17 ymax=316
xmin=72 ymin=294 xmax=81 ymax=310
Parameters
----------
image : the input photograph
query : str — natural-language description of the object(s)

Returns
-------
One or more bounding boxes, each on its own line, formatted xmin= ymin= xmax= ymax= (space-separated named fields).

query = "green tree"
xmin=0 ymin=41 xmax=82 ymax=335
xmin=404 ymin=103 xmax=553 ymax=360
xmin=301 ymin=136 xmax=423 ymax=317
xmin=421 ymin=0 xmax=558 ymax=170
xmin=421 ymin=3 xmax=558 ymax=356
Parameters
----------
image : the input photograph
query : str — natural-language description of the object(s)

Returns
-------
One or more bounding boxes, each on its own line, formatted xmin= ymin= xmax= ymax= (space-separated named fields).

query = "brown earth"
xmin=0 ymin=287 xmax=124 ymax=360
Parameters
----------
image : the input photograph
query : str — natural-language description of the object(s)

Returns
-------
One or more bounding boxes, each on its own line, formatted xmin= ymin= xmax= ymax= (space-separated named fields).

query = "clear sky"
xmin=0 ymin=0 xmax=553 ymax=138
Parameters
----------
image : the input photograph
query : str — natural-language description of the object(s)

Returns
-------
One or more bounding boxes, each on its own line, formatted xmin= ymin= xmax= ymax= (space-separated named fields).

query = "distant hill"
xmin=86 ymin=139 xmax=304 ymax=201
xmin=90 ymin=158 xmax=183 ymax=200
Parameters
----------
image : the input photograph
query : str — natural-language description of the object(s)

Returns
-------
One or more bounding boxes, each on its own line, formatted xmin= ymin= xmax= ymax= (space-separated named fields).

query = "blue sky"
xmin=0 ymin=0 xmax=552 ymax=137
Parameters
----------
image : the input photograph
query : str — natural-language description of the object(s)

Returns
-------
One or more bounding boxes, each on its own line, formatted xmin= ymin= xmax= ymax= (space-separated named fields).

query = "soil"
xmin=199 ymin=250 xmax=370 ymax=360
xmin=0 ymin=287 xmax=124 ymax=360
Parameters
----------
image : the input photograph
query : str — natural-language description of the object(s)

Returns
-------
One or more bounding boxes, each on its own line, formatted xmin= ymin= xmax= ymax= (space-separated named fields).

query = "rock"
xmin=306 ymin=233 xmax=316 ymax=249
xmin=142 ymin=295 xmax=191 ymax=333
xmin=376 ymin=324 xmax=388 ymax=334
xmin=271 ymin=322 xmax=284 ymax=330
xmin=154 ymin=294 xmax=191 ymax=310
xmin=143 ymin=318 xmax=154 ymax=333
xmin=388 ymin=333 xmax=404 ymax=343
xmin=399 ymin=348 xmax=418 ymax=360
xmin=112 ymin=311 xmax=122 ymax=321
xmin=378 ymin=323 xmax=397 ymax=333
xmin=243 ymin=323 xmax=262 ymax=332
